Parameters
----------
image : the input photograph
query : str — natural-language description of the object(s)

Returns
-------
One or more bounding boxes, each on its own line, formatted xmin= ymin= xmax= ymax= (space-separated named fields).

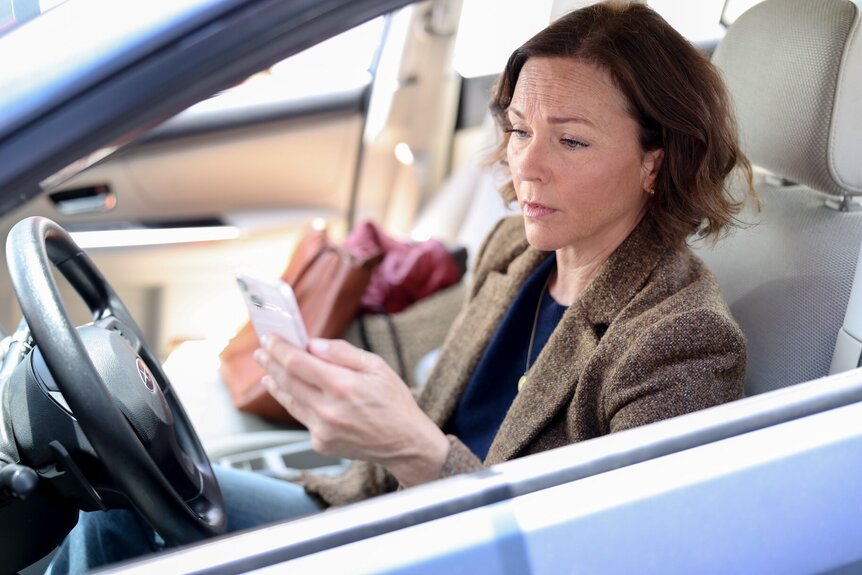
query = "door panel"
xmin=49 ymin=95 xmax=366 ymax=225
xmin=0 ymin=95 xmax=365 ymax=352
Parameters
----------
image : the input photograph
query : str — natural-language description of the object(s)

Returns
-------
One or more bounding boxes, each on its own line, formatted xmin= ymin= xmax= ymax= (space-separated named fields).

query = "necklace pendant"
xmin=518 ymin=374 xmax=527 ymax=392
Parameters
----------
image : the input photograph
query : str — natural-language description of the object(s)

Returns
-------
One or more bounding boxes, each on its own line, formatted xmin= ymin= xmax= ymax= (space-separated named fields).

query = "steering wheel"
xmin=5 ymin=216 xmax=226 ymax=544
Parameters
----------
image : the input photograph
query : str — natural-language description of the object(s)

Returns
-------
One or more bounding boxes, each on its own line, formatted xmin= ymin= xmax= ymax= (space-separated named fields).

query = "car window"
xmin=30 ymin=11 xmax=385 ymax=194
xmin=184 ymin=16 xmax=385 ymax=116
xmin=649 ymin=0 xmax=767 ymax=40
xmin=453 ymin=0 xmax=768 ymax=80
xmin=453 ymin=0 xmax=555 ymax=78
xmin=648 ymin=0 xmax=726 ymax=41
xmin=721 ymin=0 xmax=767 ymax=25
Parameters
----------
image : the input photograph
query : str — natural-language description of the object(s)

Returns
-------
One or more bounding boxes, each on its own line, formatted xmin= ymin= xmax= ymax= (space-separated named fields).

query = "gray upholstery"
xmin=712 ymin=0 xmax=862 ymax=195
xmin=693 ymin=185 xmax=862 ymax=394
xmin=693 ymin=0 xmax=862 ymax=395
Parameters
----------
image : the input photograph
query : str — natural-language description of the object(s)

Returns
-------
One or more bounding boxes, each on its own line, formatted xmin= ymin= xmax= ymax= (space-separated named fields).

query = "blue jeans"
xmin=46 ymin=466 xmax=323 ymax=574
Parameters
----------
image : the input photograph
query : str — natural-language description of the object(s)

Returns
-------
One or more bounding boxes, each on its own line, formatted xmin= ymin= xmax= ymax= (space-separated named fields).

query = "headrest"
xmin=712 ymin=0 xmax=862 ymax=196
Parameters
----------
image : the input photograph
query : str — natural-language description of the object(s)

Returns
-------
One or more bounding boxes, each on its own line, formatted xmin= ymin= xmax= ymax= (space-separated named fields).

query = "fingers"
xmin=258 ymin=336 xmax=341 ymax=388
xmin=255 ymin=348 xmax=323 ymax=427
xmin=260 ymin=374 xmax=295 ymax=411
xmin=253 ymin=335 xmax=429 ymax=466
xmin=307 ymin=338 xmax=381 ymax=373
xmin=262 ymin=335 xmax=386 ymax=379
xmin=260 ymin=375 xmax=314 ymax=426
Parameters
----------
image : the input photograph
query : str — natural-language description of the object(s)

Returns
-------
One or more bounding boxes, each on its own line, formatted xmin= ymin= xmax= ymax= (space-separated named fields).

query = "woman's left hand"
xmin=254 ymin=336 xmax=450 ymax=488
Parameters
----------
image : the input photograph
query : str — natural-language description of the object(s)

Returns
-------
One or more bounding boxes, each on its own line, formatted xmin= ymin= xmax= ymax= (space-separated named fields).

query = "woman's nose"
xmin=511 ymin=139 xmax=549 ymax=184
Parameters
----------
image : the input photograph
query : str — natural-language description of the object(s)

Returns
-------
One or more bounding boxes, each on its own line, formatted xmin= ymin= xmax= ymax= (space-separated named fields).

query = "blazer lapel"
xmin=418 ymin=247 xmax=549 ymax=426
xmin=485 ymin=305 xmax=595 ymax=464
xmin=485 ymin=216 xmax=669 ymax=464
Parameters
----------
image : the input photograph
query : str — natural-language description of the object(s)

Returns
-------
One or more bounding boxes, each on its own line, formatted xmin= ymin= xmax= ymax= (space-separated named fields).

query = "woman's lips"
xmin=523 ymin=201 xmax=557 ymax=218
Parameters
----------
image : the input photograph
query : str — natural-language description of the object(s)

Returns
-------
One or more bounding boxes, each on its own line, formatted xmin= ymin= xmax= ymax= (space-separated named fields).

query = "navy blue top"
xmin=442 ymin=254 xmax=568 ymax=461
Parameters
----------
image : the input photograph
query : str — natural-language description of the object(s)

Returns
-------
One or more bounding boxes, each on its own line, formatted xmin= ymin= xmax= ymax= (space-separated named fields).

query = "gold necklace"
xmin=518 ymin=271 xmax=553 ymax=392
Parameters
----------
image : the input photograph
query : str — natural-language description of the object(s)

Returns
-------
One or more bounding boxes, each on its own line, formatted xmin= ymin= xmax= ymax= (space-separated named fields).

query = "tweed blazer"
xmin=302 ymin=214 xmax=746 ymax=506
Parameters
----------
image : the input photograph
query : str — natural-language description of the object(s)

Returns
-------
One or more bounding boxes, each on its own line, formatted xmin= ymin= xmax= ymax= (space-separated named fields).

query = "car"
xmin=2 ymin=0 xmax=862 ymax=573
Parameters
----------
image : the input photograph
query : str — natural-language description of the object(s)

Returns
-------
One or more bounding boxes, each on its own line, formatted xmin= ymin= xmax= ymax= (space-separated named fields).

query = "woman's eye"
xmin=504 ymin=127 xmax=529 ymax=139
xmin=561 ymin=138 xmax=588 ymax=150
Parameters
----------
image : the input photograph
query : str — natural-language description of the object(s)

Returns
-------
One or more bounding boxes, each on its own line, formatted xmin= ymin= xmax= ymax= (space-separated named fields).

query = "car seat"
xmin=691 ymin=0 xmax=862 ymax=396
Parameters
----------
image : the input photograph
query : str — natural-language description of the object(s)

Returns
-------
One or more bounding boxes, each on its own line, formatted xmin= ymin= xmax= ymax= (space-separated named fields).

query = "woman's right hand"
xmin=255 ymin=336 xmax=450 ymax=488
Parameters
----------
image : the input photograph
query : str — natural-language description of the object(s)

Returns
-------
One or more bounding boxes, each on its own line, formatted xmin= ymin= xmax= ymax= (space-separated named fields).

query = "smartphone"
xmin=236 ymin=272 xmax=309 ymax=349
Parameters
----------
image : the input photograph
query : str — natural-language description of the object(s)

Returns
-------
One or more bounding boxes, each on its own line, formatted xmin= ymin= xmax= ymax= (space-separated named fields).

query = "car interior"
xmin=176 ymin=0 xmax=862 ymax=490
xmin=2 ymin=0 xmax=862 ymax=572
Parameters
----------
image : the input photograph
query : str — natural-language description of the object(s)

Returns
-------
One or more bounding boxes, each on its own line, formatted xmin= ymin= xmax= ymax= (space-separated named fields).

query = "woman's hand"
xmin=254 ymin=336 xmax=450 ymax=488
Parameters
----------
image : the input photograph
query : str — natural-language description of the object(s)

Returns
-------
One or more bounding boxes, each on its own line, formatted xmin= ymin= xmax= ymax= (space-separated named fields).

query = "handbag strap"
xmin=286 ymin=227 xmax=359 ymax=286
xmin=357 ymin=307 xmax=407 ymax=382
xmin=292 ymin=242 xmax=377 ymax=285
xmin=291 ymin=244 xmax=336 ymax=284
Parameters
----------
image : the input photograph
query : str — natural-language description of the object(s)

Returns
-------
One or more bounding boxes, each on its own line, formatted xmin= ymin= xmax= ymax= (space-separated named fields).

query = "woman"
xmin=256 ymin=0 xmax=754 ymax=505
xmin=48 ymin=1 xmax=754 ymax=571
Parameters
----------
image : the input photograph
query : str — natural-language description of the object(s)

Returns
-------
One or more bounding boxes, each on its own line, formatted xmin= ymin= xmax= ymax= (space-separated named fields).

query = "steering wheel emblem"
xmin=136 ymin=358 xmax=156 ymax=392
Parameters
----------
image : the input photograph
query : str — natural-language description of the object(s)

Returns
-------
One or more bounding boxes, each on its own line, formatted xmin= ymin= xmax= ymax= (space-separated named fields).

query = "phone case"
xmin=236 ymin=273 xmax=309 ymax=349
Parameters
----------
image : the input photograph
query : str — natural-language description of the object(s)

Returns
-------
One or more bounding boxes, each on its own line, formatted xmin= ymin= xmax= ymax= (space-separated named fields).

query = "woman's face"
xmin=506 ymin=57 xmax=663 ymax=253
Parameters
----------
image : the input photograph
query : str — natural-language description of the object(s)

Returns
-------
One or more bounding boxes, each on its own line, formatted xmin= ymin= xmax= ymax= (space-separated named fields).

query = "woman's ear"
xmin=642 ymin=148 xmax=665 ymax=193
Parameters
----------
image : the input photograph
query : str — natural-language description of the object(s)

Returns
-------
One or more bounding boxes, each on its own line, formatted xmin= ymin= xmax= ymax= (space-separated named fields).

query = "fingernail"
xmin=310 ymin=338 xmax=329 ymax=354
xmin=261 ymin=335 xmax=272 ymax=349
xmin=253 ymin=349 xmax=266 ymax=364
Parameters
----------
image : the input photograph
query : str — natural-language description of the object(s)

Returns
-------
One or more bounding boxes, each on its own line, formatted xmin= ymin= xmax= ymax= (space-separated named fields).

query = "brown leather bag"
xmin=219 ymin=227 xmax=380 ymax=425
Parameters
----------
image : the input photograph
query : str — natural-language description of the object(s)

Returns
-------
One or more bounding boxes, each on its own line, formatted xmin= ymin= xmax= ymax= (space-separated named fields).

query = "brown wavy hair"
xmin=488 ymin=1 xmax=756 ymax=250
